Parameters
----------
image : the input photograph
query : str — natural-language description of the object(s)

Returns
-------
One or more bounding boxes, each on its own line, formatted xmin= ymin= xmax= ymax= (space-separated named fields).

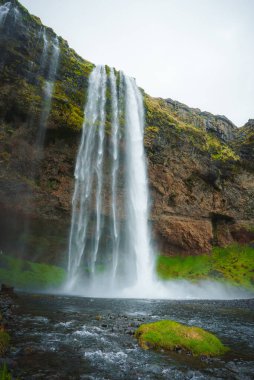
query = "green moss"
xmin=157 ymin=255 xmax=212 ymax=281
xmin=145 ymin=95 xmax=179 ymax=130
xmin=135 ymin=320 xmax=228 ymax=357
xmin=105 ymin=65 xmax=111 ymax=76
xmin=0 ymin=254 xmax=66 ymax=290
xmin=212 ymin=245 xmax=254 ymax=289
xmin=205 ymin=135 xmax=239 ymax=161
xmin=144 ymin=95 xmax=239 ymax=162
xmin=157 ymin=244 xmax=254 ymax=290
xmin=0 ymin=332 xmax=10 ymax=356
xmin=246 ymin=225 xmax=254 ymax=233
xmin=0 ymin=364 xmax=12 ymax=380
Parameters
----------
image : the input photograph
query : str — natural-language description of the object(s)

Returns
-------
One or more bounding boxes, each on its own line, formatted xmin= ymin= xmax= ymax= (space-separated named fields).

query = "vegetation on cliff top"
xmin=135 ymin=320 xmax=228 ymax=357
xmin=157 ymin=244 xmax=254 ymax=290
xmin=144 ymin=95 xmax=239 ymax=162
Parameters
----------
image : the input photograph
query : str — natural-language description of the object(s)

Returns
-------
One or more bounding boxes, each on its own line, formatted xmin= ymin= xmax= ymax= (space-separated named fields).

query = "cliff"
xmin=0 ymin=0 xmax=253 ymax=265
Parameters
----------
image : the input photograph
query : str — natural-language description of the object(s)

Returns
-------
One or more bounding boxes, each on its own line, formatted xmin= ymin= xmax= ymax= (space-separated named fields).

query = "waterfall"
xmin=0 ymin=1 xmax=20 ymax=27
xmin=0 ymin=2 xmax=11 ymax=26
xmin=68 ymin=65 xmax=107 ymax=285
xmin=67 ymin=65 xmax=154 ymax=297
xmin=39 ymin=28 xmax=49 ymax=75
xmin=124 ymin=75 xmax=154 ymax=291
xmin=109 ymin=68 xmax=120 ymax=280
xmin=37 ymin=36 xmax=60 ymax=147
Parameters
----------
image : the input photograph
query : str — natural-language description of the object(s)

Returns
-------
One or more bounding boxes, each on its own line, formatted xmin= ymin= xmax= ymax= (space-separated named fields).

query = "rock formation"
xmin=0 ymin=0 xmax=253 ymax=264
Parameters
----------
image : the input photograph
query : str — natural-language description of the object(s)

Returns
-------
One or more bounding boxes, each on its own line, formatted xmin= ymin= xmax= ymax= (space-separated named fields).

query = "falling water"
xmin=67 ymin=66 xmax=107 ymax=286
xmin=109 ymin=68 xmax=120 ymax=280
xmin=123 ymin=75 xmax=154 ymax=293
xmin=0 ymin=2 xmax=11 ymax=26
xmin=91 ymin=67 xmax=107 ymax=274
xmin=25 ymin=27 xmax=50 ymax=132
xmin=67 ymin=66 xmax=155 ymax=296
xmin=39 ymin=27 xmax=49 ymax=75
xmin=36 ymin=36 xmax=60 ymax=147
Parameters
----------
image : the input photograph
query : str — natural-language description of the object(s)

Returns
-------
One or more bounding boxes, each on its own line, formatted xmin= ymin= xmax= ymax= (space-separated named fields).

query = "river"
xmin=9 ymin=294 xmax=254 ymax=379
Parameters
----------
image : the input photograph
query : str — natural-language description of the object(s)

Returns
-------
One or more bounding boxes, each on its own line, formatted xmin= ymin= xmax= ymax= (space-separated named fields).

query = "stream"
xmin=9 ymin=294 xmax=254 ymax=379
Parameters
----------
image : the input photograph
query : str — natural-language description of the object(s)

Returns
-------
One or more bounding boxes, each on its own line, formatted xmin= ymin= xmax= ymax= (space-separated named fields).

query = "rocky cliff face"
xmin=0 ymin=0 xmax=253 ymax=265
xmin=165 ymin=98 xmax=237 ymax=142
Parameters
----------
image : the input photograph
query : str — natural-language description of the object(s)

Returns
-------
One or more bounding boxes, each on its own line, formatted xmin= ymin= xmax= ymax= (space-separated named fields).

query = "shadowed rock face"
xmin=0 ymin=0 xmax=253 ymax=265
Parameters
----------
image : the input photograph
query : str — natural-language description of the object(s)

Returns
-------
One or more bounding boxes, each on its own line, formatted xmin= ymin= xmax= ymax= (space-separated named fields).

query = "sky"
xmin=20 ymin=0 xmax=254 ymax=126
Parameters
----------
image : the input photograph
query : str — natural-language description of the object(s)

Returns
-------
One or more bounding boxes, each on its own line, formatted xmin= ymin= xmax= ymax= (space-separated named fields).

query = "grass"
xmin=0 ymin=254 xmax=66 ymax=290
xmin=0 ymin=364 xmax=12 ymax=380
xmin=157 ymin=244 xmax=254 ymax=290
xmin=0 ymin=331 xmax=10 ymax=356
xmin=135 ymin=320 xmax=228 ymax=357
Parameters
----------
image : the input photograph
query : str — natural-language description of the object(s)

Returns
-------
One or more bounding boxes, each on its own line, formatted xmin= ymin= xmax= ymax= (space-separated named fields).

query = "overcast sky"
xmin=21 ymin=0 xmax=254 ymax=126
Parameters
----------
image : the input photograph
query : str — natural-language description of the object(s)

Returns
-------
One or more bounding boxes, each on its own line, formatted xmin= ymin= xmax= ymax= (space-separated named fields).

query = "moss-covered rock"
xmin=135 ymin=320 xmax=228 ymax=357
xmin=144 ymin=94 xmax=239 ymax=162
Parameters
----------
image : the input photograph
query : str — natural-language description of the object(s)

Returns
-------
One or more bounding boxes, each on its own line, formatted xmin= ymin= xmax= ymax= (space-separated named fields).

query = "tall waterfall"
xmin=37 ymin=36 xmax=60 ymax=147
xmin=68 ymin=65 xmax=107 ymax=287
xmin=124 ymin=76 xmax=154 ymax=291
xmin=109 ymin=67 xmax=120 ymax=280
xmin=67 ymin=65 xmax=154 ymax=297
xmin=0 ymin=2 xmax=11 ymax=26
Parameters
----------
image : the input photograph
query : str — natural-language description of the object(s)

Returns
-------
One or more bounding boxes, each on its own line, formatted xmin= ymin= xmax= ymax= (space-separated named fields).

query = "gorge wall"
xmin=0 ymin=0 xmax=253 ymax=265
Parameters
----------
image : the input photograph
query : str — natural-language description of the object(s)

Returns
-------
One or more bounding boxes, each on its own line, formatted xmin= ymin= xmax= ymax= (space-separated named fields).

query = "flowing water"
xmin=0 ymin=1 xmax=20 ymax=27
xmin=39 ymin=27 xmax=50 ymax=75
xmin=67 ymin=66 xmax=154 ymax=296
xmin=68 ymin=65 xmax=107 ymax=287
xmin=124 ymin=75 xmax=154 ymax=292
xmin=0 ymin=1 xmax=11 ymax=26
xmin=109 ymin=67 xmax=120 ymax=280
xmin=9 ymin=293 xmax=254 ymax=380
xmin=36 ymin=36 xmax=60 ymax=147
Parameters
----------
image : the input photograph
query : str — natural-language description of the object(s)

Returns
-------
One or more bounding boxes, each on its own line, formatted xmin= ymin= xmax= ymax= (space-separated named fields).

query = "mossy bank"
xmin=157 ymin=244 xmax=254 ymax=291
